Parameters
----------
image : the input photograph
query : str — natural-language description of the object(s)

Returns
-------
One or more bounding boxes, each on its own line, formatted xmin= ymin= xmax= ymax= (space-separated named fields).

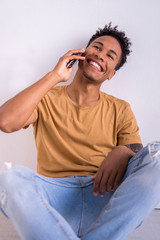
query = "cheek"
xmin=78 ymin=59 xmax=84 ymax=69
xmin=83 ymin=48 xmax=92 ymax=57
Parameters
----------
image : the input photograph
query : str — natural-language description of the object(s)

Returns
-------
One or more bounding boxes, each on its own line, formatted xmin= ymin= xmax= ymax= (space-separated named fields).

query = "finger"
xmin=106 ymin=172 xmax=117 ymax=192
xmin=64 ymin=48 xmax=85 ymax=57
xmin=93 ymin=171 xmax=103 ymax=196
xmin=66 ymin=55 xmax=85 ymax=68
xmin=111 ymin=172 xmax=123 ymax=191
xmin=66 ymin=54 xmax=85 ymax=62
xmin=99 ymin=172 xmax=110 ymax=197
xmin=58 ymin=54 xmax=85 ymax=71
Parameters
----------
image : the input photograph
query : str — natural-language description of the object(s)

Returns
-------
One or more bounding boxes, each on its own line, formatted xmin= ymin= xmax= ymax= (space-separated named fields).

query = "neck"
xmin=67 ymin=70 xmax=101 ymax=107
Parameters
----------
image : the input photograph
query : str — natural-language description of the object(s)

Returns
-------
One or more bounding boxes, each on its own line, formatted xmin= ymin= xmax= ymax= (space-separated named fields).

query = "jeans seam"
xmin=32 ymin=174 xmax=74 ymax=240
xmin=78 ymin=180 xmax=85 ymax=238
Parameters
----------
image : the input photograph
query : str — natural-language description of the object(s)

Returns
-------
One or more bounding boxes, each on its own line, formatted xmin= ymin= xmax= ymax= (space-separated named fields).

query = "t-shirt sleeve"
xmin=117 ymin=103 xmax=142 ymax=145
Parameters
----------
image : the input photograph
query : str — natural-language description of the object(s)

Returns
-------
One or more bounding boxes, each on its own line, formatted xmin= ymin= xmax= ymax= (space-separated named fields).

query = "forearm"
xmin=0 ymin=48 xmax=85 ymax=133
xmin=125 ymin=143 xmax=143 ymax=154
xmin=107 ymin=144 xmax=143 ymax=164
xmin=108 ymin=145 xmax=136 ymax=161
xmin=0 ymin=71 xmax=60 ymax=133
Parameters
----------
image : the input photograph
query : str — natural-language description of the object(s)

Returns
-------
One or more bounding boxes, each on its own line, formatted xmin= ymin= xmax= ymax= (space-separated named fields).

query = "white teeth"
xmin=89 ymin=61 xmax=101 ymax=71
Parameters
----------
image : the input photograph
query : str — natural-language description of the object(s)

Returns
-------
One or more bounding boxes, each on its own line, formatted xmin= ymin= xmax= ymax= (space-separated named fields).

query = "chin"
xmin=83 ymin=72 xmax=95 ymax=81
xmin=82 ymin=71 xmax=101 ymax=83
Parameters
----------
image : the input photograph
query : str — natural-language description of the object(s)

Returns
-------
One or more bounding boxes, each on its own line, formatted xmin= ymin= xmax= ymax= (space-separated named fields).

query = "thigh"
xmin=33 ymin=174 xmax=84 ymax=236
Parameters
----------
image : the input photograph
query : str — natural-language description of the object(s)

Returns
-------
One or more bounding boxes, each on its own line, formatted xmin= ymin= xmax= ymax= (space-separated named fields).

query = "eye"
xmin=107 ymin=54 xmax=114 ymax=60
xmin=93 ymin=45 xmax=101 ymax=50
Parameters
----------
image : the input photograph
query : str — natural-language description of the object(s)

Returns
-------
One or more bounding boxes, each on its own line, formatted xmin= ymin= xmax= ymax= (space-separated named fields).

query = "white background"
xmin=0 ymin=0 xmax=160 ymax=171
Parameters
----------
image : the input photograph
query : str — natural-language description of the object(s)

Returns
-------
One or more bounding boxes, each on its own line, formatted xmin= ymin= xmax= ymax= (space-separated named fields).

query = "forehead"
xmin=91 ymin=35 xmax=122 ymax=55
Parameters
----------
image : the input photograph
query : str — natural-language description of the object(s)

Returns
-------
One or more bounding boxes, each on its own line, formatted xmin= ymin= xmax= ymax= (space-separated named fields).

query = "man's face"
xmin=79 ymin=35 xmax=122 ymax=84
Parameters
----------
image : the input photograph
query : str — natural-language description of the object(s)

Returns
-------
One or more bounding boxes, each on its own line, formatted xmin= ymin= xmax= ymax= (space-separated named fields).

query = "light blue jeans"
xmin=0 ymin=142 xmax=160 ymax=240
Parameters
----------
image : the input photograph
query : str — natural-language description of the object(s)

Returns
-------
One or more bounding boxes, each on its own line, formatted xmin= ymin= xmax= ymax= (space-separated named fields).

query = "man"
xmin=0 ymin=23 xmax=160 ymax=240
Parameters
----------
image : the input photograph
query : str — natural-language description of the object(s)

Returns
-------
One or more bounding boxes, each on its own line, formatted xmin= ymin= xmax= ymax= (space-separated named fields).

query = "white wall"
xmin=0 ymin=0 xmax=160 ymax=170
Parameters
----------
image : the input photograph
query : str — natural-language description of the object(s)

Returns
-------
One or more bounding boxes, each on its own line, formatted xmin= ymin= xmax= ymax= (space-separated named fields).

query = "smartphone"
xmin=67 ymin=52 xmax=83 ymax=68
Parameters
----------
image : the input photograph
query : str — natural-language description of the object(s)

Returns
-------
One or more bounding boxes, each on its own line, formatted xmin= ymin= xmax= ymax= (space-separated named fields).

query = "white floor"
xmin=127 ymin=209 xmax=160 ymax=240
xmin=0 ymin=210 xmax=160 ymax=240
xmin=0 ymin=212 xmax=20 ymax=240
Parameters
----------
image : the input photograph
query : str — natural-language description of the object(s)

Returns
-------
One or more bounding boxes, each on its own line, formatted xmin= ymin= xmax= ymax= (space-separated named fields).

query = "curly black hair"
xmin=86 ymin=22 xmax=132 ymax=71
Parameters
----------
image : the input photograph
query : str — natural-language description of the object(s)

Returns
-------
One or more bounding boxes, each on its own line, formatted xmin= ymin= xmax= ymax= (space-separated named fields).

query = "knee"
xmin=0 ymin=165 xmax=35 ymax=196
xmin=148 ymin=141 xmax=160 ymax=162
xmin=0 ymin=166 xmax=36 ymax=217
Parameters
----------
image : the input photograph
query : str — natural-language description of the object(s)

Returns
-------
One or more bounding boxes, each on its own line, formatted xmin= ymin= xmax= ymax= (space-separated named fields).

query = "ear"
xmin=108 ymin=70 xmax=116 ymax=80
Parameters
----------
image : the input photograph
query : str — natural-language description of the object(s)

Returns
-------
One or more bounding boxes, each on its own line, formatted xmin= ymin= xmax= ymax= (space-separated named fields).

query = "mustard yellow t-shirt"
xmin=32 ymin=85 xmax=141 ymax=178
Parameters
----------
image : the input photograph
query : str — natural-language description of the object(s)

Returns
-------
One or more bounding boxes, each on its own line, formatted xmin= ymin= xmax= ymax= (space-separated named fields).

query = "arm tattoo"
xmin=125 ymin=143 xmax=143 ymax=153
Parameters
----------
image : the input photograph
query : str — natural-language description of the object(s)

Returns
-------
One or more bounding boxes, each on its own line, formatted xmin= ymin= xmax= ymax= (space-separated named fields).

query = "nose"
xmin=95 ymin=50 xmax=105 ymax=62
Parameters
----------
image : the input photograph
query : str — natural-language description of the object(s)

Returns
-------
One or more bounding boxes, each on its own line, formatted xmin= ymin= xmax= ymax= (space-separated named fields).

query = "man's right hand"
xmin=53 ymin=48 xmax=85 ymax=83
xmin=0 ymin=48 xmax=85 ymax=133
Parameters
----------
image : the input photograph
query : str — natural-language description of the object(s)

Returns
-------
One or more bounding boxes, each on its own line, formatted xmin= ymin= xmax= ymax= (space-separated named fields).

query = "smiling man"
xmin=0 ymin=23 xmax=160 ymax=240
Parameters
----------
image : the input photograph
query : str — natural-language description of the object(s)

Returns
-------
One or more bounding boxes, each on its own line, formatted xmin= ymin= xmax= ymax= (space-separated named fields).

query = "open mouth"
xmin=87 ymin=58 xmax=103 ymax=72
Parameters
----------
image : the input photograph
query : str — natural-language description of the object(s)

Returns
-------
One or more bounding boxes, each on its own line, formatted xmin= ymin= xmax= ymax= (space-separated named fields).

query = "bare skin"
xmin=67 ymin=36 xmax=122 ymax=106
xmin=125 ymin=143 xmax=143 ymax=153
xmin=0 ymin=48 xmax=85 ymax=132
xmin=91 ymin=143 xmax=143 ymax=197
xmin=0 ymin=36 xmax=143 ymax=196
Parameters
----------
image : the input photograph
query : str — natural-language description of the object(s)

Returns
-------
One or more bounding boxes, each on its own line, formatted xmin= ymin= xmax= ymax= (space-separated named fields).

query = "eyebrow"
xmin=93 ymin=41 xmax=118 ymax=58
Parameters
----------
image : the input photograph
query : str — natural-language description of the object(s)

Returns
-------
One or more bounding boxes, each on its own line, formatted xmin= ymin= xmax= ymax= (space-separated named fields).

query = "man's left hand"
xmin=91 ymin=145 xmax=135 ymax=197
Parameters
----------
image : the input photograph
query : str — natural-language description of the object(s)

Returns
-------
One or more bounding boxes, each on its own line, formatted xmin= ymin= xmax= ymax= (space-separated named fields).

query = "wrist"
xmin=115 ymin=145 xmax=136 ymax=158
xmin=48 ymin=70 xmax=62 ymax=85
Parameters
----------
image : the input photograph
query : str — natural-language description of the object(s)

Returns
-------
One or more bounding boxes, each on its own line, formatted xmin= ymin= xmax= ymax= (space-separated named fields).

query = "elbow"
xmin=0 ymin=107 xmax=18 ymax=133
xmin=0 ymin=118 xmax=14 ymax=133
xmin=0 ymin=123 xmax=12 ymax=133
xmin=0 ymin=113 xmax=23 ymax=133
